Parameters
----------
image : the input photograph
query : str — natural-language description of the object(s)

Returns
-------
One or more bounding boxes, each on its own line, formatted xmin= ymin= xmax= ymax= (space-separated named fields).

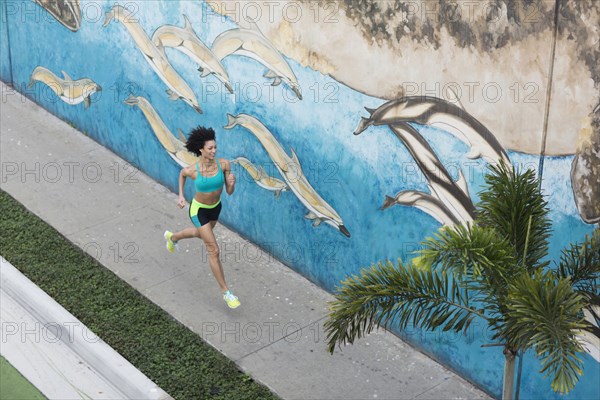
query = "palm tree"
xmin=325 ymin=162 xmax=598 ymax=398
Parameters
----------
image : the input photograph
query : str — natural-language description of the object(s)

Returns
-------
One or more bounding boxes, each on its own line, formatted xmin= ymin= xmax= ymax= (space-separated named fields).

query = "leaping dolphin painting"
xmin=389 ymin=123 xmax=475 ymax=223
xmin=211 ymin=28 xmax=302 ymax=100
xmin=103 ymin=5 xmax=202 ymax=113
xmin=152 ymin=15 xmax=234 ymax=94
xmin=381 ymin=190 xmax=461 ymax=227
xmin=355 ymin=96 xmax=510 ymax=166
xmin=123 ymin=95 xmax=196 ymax=167
xmin=224 ymin=113 xmax=349 ymax=237
xmin=232 ymin=157 xmax=289 ymax=197
xmin=29 ymin=66 xmax=101 ymax=109
xmin=34 ymin=0 xmax=81 ymax=32
xmin=356 ymin=121 xmax=475 ymax=224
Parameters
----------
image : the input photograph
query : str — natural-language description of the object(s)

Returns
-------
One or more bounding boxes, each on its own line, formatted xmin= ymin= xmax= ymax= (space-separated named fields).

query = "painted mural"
xmin=359 ymin=121 xmax=476 ymax=226
xmin=210 ymin=0 xmax=599 ymax=222
xmin=224 ymin=113 xmax=349 ymax=237
xmin=33 ymin=0 xmax=81 ymax=32
xmin=212 ymin=27 xmax=302 ymax=99
xmin=1 ymin=1 xmax=598 ymax=398
xmin=123 ymin=94 xmax=197 ymax=167
xmin=152 ymin=15 xmax=234 ymax=94
xmin=28 ymin=66 xmax=101 ymax=108
xmin=103 ymin=4 xmax=202 ymax=112
xmin=231 ymin=157 xmax=289 ymax=197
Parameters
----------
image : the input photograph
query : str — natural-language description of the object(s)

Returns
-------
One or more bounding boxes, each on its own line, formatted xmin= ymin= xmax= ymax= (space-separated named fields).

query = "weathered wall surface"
xmin=1 ymin=1 xmax=598 ymax=398
xmin=0 ymin=1 xmax=12 ymax=81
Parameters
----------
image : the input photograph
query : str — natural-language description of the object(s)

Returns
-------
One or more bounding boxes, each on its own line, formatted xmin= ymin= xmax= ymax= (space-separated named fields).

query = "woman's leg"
xmin=196 ymin=222 xmax=228 ymax=292
xmin=207 ymin=220 xmax=225 ymax=279
xmin=171 ymin=227 xmax=199 ymax=242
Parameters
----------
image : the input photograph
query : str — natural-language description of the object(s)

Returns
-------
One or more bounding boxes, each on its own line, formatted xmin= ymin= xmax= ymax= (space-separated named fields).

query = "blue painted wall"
xmin=0 ymin=1 xmax=12 ymax=82
xmin=2 ymin=1 xmax=597 ymax=399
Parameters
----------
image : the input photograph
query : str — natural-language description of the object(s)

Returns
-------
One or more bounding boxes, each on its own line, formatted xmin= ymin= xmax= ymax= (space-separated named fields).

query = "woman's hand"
xmin=223 ymin=160 xmax=236 ymax=195
xmin=225 ymin=173 xmax=236 ymax=195
xmin=177 ymin=196 xmax=186 ymax=209
xmin=226 ymin=173 xmax=236 ymax=187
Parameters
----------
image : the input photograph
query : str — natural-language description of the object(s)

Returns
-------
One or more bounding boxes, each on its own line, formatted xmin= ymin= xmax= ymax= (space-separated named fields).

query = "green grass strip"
xmin=0 ymin=356 xmax=46 ymax=400
xmin=0 ymin=190 xmax=278 ymax=400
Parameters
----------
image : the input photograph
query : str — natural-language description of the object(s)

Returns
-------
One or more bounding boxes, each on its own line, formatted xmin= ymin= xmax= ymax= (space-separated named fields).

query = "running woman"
xmin=164 ymin=126 xmax=240 ymax=308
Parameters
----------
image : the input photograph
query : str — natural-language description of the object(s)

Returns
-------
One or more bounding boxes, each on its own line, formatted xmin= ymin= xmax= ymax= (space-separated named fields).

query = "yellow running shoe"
xmin=223 ymin=290 xmax=240 ymax=309
xmin=164 ymin=230 xmax=178 ymax=253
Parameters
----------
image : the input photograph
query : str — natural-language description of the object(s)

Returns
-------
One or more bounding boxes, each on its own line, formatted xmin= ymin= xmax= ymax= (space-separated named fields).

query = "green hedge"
xmin=0 ymin=190 xmax=278 ymax=400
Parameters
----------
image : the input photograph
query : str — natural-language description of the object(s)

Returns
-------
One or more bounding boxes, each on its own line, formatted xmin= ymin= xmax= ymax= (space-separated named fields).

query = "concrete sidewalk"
xmin=0 ymin=82 xmax=490 ymax=400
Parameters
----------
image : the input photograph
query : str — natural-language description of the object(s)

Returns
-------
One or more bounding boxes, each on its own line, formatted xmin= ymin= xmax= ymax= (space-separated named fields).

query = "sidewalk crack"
xmin=142 ymin=268 xmax=194 ymax=292
xmin=413 ymin=378 xmax=447 ymax=399
xmin=235 ymin=315 xmax=328 ymax=363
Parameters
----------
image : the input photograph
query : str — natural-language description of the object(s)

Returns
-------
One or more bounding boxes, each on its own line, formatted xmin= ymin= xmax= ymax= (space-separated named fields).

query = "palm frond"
xmin=417 ymin=224 xmax=517 ymax=319
xmin=419 ymin=224 xmax=516 ymax=280
xmin=478 ymin=161 xmax=552 ymax=271
xmin=502 ymin=270 xmax=587 ymax=394
xmin=555 ymin=228 xmax=600 ymax=337
xmin=555 ymin=228 xmax=600 ymax=301
xmin=325 ymin=260 xmax=485 ymax=354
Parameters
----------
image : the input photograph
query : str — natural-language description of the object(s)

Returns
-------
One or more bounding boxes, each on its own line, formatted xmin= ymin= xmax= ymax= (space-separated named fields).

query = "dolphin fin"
xmin=289 ymin=147 xmax=303 ymax=175
xmin=123 ymin=94 xmax=138 ymax=106
xmin=305 ymin=211 xmax=318 ymax=220
xmin=166 ymin=89 xmax=179 ymax=100
xmin=102 ymin=9 xmax=115 ymax=28
xmin=84 ymin=96 xmax=91 ymax=109
xmin=312 ymin=219 xmax=322 ymax=227
xmin=364 ymin=106 xmax=376 ymax=115
xmin=274 ymin=190 xmax=281 ymax=198
xmin=198 ymin=66 xmax=211 ymax=78
xmin=380 ymin=195 xmax=396 ymax=210
xmin=466 ymin=147 xmax=481 ymax=159
xmin=264 ymin=70 xmax=282 ymax=86
xmin=177 ymin=129 xmax=186 ymax=142
xmin=182 ymin=14 xmax=195 ymax=33
xmin=257 ymin=165 xmax=268 ymax=180
xmin=456 ymin=169 xmax=470 ymax=196
xmin=223 ymin=114 xmax=238 ymax=129
xmin=61 ymin=70 xmax=73 ymax=81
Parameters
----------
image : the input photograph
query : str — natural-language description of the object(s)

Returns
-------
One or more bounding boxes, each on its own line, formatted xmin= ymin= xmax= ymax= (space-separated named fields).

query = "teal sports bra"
xmin=194 ymin=161 xmax=224 ymax=193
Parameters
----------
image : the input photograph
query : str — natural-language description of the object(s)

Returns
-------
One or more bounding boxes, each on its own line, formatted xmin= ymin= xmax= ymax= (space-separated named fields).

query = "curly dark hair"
xmin=185 ymin=126 xmax=216 ymax=156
